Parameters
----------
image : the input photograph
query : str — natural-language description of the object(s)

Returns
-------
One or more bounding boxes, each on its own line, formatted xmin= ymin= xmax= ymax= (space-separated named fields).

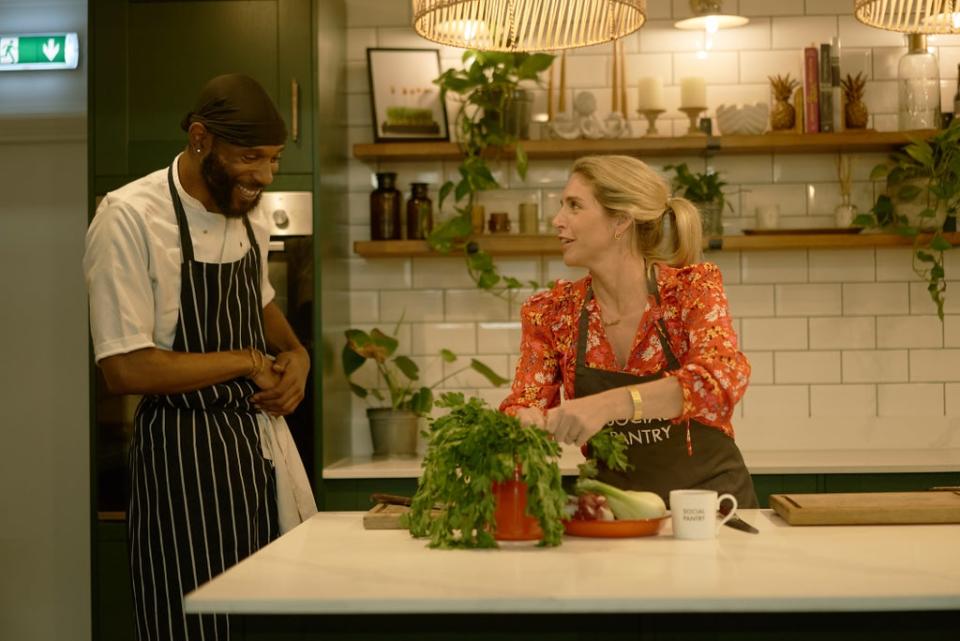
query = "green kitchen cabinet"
xmin=91 ymin=0 xmax=313 ymax=192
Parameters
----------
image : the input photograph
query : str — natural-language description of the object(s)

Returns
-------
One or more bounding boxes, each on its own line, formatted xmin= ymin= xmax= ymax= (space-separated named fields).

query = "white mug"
xmin=669 ymin=489 xmax=738 ymax=540
xmin=755 ymin=204 xmax=780 ymax=230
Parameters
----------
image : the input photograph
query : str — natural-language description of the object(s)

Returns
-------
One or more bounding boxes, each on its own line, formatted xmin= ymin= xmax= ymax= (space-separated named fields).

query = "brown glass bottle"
xmin=370 ymin=172 xmax=402 ymax=240
xmin=406 ymin=182 xmax=433 ymax=240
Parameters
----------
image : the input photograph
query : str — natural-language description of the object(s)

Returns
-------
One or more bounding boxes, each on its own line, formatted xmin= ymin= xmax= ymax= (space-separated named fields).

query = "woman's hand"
xmin=544 ymin=395 xmax=616 ymax=447
xmin=247 ymin=349 xmax=281 ymax=392
xmin=515 ymin=406 xmax=546 ymax=430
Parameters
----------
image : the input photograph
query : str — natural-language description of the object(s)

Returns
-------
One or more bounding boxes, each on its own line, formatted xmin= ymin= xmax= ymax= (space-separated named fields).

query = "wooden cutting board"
xmin=363 ymin=503 xmax=410 ymax=530
xmin=769 ymin=491 xmax=960 ymax=526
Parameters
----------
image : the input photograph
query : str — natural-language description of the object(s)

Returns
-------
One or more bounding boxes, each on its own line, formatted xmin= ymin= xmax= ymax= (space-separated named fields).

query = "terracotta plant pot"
xmin=492 ymin=465 xmax=543 ymax=541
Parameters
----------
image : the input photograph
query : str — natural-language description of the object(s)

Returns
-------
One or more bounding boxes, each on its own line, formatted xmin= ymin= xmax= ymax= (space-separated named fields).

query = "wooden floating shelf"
xmin=353 ymin=130 xmax=937 ymax=162
xmin=354 ymin=232 xmax=960 ymax=257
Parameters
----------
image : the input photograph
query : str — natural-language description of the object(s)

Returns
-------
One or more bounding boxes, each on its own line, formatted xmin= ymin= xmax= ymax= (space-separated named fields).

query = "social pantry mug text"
xmin=669 ymin=489 xmax=738 ymax=540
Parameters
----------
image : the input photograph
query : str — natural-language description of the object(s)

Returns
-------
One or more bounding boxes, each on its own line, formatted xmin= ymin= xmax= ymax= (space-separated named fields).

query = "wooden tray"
xmin=742 ymin=227 xmax=863 ymax=235
xmin=769 ymin=491 xmax=960 ymax=526
xmin=363 ymin=503 xmax=442 ymax=530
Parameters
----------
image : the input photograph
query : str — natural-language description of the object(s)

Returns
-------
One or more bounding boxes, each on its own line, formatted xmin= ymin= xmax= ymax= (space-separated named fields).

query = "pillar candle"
xmin=611 ymin=43 xmax=619 ymax=112
xmin=680 ymin=77 xmax=706 ymax=108
xmin=637 ymin=76 xmax=664 ymax=110
xmin=558 ymin=50 xmax=567 ymax=113
xmin=547 ymin=60 xmax=554 ymax=120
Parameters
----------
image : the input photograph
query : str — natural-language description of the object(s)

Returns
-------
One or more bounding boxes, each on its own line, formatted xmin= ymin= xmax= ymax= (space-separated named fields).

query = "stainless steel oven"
xmin=261 ymin=192 xmax=315 ymax=484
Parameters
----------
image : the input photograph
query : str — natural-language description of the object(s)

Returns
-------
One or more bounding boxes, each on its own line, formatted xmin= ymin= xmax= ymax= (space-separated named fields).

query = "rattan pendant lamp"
xmin=855 ymin=0 xmax=960 ymax=34
xmin=412 ymin=0 xmax=647 ymax=52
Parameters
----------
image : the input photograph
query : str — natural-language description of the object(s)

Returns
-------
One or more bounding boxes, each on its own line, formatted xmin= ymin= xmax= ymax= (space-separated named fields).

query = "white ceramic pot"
xmin=887 ymin=177 xmax=948 ymax=231
xmin=716 ymin=103 xmax=769 ymax=135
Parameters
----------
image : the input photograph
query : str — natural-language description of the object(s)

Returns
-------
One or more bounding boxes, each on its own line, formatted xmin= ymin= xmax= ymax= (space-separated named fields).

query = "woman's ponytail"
xmin=662 ymin=196 xmax=703 ymax=267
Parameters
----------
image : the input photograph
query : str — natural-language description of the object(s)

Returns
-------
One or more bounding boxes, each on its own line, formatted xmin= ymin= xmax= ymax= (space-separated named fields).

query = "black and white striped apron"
xmin=127 ymin=164 xmax=278 ymax=641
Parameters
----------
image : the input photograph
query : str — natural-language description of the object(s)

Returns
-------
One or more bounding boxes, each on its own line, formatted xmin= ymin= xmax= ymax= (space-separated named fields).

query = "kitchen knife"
xmin=723 ymin=515 xmax=759 ymax=534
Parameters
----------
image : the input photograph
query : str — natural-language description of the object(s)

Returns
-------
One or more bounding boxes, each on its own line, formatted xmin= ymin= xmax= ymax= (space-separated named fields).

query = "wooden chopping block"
xmin=769 ymin=490 xmax=960 ymax=526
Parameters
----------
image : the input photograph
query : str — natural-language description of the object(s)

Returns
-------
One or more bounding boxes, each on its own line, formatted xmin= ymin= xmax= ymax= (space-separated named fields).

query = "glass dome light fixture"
xmin=855 ymin=0 xmax=960 ymax=34
xmin=674 ymin=0 xmax=749 ymax=31
xmin=412 ymin=0 xmax=647 ymax=52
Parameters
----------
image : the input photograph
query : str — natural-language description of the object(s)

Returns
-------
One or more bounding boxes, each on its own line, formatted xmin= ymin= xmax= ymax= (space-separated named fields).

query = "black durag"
xmin=180 ymin=73 xmax=287 ymax=146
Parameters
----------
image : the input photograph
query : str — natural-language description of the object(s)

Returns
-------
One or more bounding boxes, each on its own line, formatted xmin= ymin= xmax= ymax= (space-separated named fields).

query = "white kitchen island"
xmin=185 ymin=510 xmax=960 ymax=615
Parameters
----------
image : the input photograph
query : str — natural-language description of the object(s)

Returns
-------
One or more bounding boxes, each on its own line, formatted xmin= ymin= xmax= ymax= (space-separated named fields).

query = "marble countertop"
xmin=322 ymin=448 xmax=960 ymax=479
xmin=184 ymin=510 xmax=960 ymax=615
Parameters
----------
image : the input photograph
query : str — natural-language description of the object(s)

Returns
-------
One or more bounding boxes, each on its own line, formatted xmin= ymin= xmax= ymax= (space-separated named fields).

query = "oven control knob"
xmin=272 ymin=209 xmax=290 ymax=229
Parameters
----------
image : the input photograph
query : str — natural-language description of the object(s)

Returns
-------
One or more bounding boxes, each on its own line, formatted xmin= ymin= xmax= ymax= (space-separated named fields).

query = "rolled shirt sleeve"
xmin=498 ymin=290 xmax=563 ymax=417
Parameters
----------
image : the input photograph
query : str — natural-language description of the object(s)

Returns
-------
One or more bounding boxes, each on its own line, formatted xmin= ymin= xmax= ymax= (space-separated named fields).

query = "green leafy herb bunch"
xmin=407 ymin=393 xmax=567 ymax=548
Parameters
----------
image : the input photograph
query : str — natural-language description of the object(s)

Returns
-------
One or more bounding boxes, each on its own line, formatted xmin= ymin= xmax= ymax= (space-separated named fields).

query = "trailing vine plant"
xmin=429 ymin=50 xmax=555 ymax=298
xmin=855 ymin=123 xmax=958 ymax=320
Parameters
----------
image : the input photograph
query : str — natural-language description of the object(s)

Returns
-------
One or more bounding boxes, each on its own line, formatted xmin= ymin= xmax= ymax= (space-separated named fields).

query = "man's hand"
xmin=250 ymin=347 xmax=310 ymax=416
xmin=544 ymin=395 xmax=614 ymax=447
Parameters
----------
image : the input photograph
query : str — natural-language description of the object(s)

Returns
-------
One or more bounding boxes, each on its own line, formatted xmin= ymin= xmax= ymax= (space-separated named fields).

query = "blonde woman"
xmin=500 ymin=155 xmax=756 ymax=507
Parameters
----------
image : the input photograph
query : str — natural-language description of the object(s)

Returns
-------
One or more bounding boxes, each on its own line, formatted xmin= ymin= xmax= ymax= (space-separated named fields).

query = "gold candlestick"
xmin=638 ymin=108 xmax=665 ymax=136
xmin=679 ymin=106 xmax=706 ymax=135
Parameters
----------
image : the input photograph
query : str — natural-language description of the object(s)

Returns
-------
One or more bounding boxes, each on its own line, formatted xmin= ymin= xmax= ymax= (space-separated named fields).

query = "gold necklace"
xmin=602 ymin=316 xmax=621 ymax=327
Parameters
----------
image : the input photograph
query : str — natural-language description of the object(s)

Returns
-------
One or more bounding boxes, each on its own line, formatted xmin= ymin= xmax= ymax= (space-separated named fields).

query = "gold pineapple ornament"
xmin=769 ymin=74 xmax=800 ymax=131
xmin=842 ymin=72 xmax=869 ymax=129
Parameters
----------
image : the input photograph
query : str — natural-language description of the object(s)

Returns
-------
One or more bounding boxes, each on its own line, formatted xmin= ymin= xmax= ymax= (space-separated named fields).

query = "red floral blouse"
xmin=499 ymin=262 xmax=750 ymax=437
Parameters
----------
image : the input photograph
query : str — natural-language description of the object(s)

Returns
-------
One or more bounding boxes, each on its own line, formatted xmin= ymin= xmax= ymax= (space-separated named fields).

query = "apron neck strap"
xmin=167 ymin=163 xmax=195 ymax=264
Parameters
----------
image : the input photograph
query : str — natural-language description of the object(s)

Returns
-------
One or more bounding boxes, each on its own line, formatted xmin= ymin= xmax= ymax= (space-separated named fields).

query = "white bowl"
xmin=716 ymin=103 xmax=769 ymax=135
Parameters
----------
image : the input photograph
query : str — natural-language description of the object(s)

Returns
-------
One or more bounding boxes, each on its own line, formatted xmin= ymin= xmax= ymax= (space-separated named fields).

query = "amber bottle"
xmin=370 ymin=172 xmax=402 ymax=240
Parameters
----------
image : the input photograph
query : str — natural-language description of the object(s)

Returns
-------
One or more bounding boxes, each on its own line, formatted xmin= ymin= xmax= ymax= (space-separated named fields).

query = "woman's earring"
xmin=614 ymin=230 xmax=624 ymax=241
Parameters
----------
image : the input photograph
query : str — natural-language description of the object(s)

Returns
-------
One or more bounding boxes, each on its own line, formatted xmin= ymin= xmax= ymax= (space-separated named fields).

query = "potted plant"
xmin=406 ymin=392 xmax=568 ymax=548
xmin=406 ymin=393 xmax=632 ymax=549
xmin=428 ymin=50 xmax=554 ymax=297
xmin=857 ymin=121 xmax=959 ymax=320
xmin=664 ymin=162 xmax=732 ymax=237
xmin=342 ymin=326 xmax=508 ymax=456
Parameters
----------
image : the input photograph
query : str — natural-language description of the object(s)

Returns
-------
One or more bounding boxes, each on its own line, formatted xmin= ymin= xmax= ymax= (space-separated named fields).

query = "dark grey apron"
xmin=577 ymin=268 xmax=758 ymax=508
xmin=126 ymin=164 xmax=278 ymax=641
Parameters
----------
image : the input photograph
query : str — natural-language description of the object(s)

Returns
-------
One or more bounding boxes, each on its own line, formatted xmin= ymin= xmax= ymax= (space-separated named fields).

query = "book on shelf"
xmin=803 ymin=45 xmax=820 ymax=133
xmin=819 ymin=42 xmax=833 ymax=133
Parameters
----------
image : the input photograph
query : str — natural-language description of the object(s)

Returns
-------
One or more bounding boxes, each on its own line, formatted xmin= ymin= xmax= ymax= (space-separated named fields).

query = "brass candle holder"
xmin=638 ymin=108 xmax=666 ymax=136
xmin=679 ymin=106 xmax=707 ymax=135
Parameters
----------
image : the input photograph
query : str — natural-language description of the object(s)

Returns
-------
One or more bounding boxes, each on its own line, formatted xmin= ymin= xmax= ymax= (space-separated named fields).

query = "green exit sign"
xmin=0 ymin=33 xmax=79 ymax=71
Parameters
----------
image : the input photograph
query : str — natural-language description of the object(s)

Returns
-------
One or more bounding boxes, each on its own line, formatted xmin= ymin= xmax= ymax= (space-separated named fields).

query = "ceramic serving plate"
xmin=562 ymin=514 xmax=670 ymax=538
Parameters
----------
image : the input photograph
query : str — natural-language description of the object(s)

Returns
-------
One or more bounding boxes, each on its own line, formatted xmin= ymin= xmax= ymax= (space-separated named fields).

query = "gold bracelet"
xmin=628 ymin=385 xmax=643 ymax=421
xmin=247 ymin=347 xmax=260 ymax=379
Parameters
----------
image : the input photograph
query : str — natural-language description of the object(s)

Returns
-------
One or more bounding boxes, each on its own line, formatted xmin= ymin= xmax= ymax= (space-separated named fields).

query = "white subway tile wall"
xmin=340 ymin=0 xmax=960 ymax=456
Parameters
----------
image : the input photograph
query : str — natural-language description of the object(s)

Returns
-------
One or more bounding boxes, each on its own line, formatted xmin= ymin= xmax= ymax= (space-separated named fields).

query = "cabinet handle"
xmin=291 ymin=78 xmax=300 ymax=143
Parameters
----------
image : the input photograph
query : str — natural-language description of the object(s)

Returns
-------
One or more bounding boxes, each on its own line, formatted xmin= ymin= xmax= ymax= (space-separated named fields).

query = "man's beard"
xmin=200 ymin=150 xmax=262 ymax=218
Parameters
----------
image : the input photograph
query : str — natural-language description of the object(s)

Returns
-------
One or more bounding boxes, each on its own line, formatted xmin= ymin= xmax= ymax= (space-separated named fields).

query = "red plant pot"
xmin=492 ymin=466 xmax=543 ymax=541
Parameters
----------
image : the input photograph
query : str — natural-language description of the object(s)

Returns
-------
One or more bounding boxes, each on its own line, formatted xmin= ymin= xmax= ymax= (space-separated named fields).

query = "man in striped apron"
xmin=84 ymin=74 xmax=311 ymax=640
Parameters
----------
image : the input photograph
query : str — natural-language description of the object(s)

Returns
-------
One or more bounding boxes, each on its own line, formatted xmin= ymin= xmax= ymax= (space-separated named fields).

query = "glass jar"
xmin=406 ymin=182 xmax=433 ymax=240
xmin=370 ymin=172 xmax=402 ymax=240
xmin=898 ymin=33 xmax=941 ymax=131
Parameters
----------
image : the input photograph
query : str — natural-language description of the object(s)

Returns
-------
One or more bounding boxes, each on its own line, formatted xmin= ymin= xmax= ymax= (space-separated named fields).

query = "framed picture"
xmin=366 ymin=48 xmax=449 ymax=142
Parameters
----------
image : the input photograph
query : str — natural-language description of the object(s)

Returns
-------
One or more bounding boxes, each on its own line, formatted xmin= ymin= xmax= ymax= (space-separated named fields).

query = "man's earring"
xmin=195 ymin=146 xmax=202 ymax=153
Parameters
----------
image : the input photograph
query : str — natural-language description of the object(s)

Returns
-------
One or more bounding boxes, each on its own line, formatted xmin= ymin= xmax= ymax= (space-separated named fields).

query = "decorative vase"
xmin=834 ymin=195 xmax=858 ymax=228
xmin=367 ymin=408 xmax=419 ymax=456
xmin=698 ymin=200 xmax=723 ymax=238
xmin=370 ymin=172 xmax=402 ymax=240
xmin=898 ymin=33 xmax=940 ymax=131
xmin=406 ymin=182 xmax=433 ymax=240
xmin=492 ymin=464 xmax=542 ymax=541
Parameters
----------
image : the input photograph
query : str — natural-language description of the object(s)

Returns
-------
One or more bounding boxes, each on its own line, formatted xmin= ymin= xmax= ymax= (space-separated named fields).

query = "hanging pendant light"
xmin=855 ymin=0 xmax=960 ymax=34
xmin=412 ymin=0 xmax=647 ymax=52
xmin=673 ymin=0 xmax=749 ymax=31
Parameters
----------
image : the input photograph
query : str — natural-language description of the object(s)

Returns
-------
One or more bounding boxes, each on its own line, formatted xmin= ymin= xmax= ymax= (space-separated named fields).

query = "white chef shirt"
xmin=84 ymin=153 xmax=275 ymax=363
